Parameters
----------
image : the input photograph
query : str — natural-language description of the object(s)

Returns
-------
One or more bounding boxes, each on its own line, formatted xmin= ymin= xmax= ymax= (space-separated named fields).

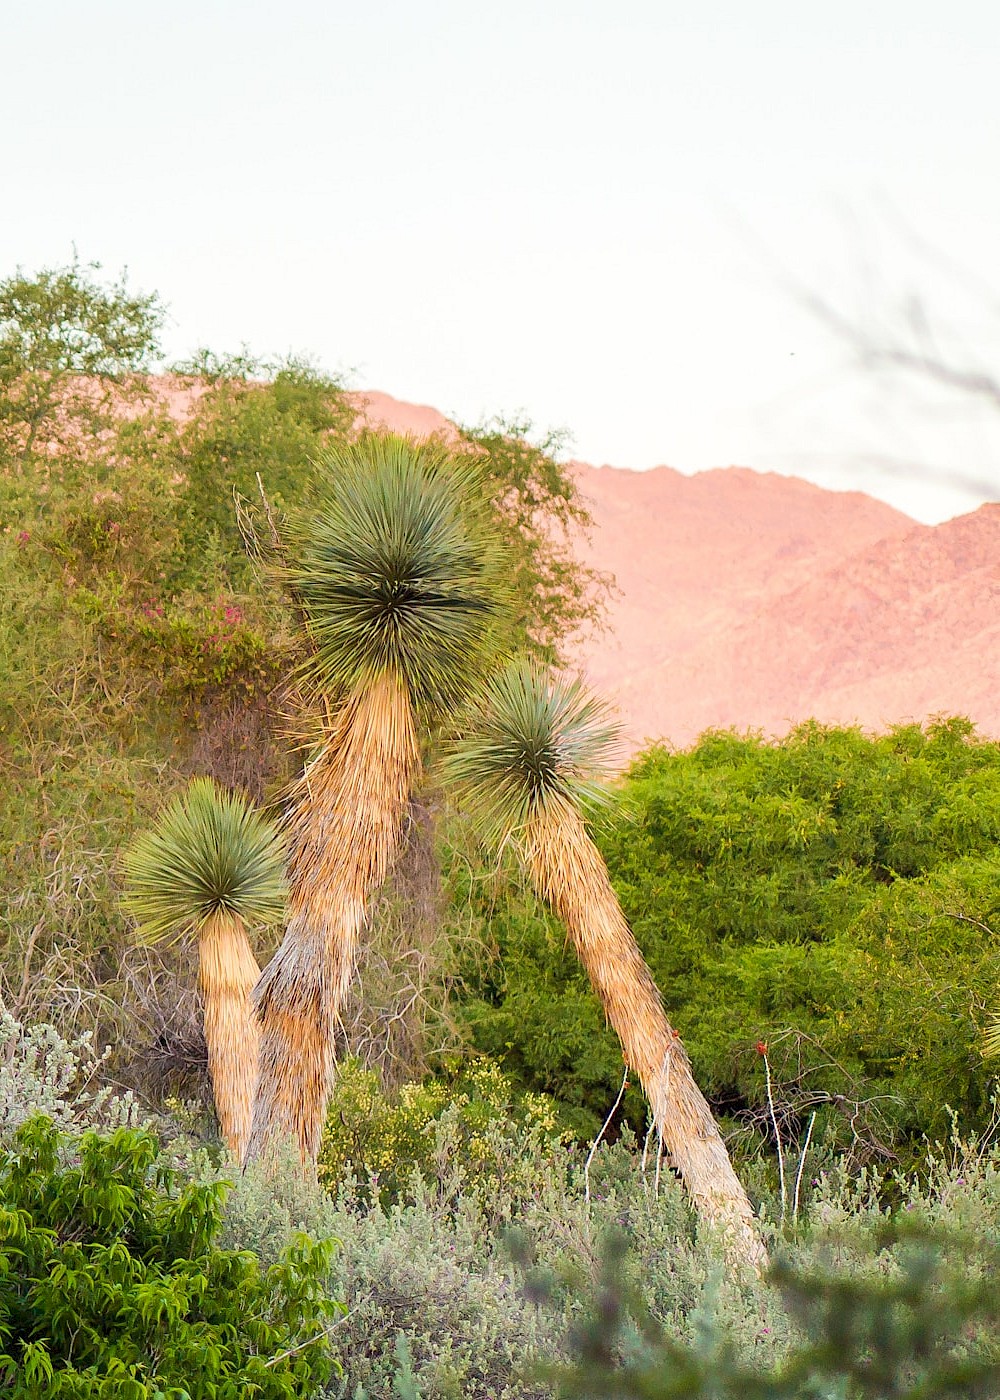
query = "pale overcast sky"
xmin=5 ymin=0 xmax=999 ymax=522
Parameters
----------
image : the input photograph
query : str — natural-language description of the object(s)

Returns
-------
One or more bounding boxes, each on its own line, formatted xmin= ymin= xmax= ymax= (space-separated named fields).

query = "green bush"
xmin=452 ymin=721 xmax=1000 ymax=1158
xmin=0 ymin=1117 xmax=338 ymax=1398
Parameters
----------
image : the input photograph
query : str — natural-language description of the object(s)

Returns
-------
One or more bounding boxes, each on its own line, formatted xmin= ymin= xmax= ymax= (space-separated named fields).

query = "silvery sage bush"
xmin=0 ymin=1010 xmax=143 ymax=1140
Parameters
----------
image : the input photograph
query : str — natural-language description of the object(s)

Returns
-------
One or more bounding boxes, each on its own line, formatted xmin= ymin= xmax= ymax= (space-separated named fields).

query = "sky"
xmin=4 ymin=0 xmax=1000 ymax=523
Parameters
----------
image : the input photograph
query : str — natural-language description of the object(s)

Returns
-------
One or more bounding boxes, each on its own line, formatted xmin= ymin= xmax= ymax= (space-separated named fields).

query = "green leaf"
xmin=444 ymin=659 xmax=621 ymax=841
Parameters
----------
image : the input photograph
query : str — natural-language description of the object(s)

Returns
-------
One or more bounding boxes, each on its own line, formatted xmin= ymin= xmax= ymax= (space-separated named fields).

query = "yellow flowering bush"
xmin=318 ymin=1058 xmax=565 ymax=1205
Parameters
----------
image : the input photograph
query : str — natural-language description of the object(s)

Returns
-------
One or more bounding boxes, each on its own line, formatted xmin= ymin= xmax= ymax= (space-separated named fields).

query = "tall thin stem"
xmin=585 ymin=1068 xmax=628 ymax=1204
xmin=527 ymin=797 xmax=767 ymax=1270
xmin=763 ymin=1050 xmax=787 ymax=1226
xmin=792 ymin=1111 xmax=816 ymax=1224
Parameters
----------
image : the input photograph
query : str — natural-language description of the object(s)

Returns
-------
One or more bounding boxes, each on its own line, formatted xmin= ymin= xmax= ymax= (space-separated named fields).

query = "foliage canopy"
xmin=0 ymin=259 xmax=164 ymax=464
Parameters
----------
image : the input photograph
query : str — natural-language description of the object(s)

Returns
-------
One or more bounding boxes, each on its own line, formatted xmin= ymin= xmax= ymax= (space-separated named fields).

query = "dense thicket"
xmin=453 ymin=720 xmax=1000 ymax=1160
xmin=0 ymin=260 xmax=606 ymax=1089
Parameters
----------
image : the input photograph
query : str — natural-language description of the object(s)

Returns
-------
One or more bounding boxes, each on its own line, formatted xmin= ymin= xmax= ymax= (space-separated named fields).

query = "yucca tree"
xmin=445 ymin=661 xmax=767 ymax=1269
xmin=123 ymin=779 xmax=287 ymax=1160
xmin=245 ymin=433 xmax=503 ymax=1166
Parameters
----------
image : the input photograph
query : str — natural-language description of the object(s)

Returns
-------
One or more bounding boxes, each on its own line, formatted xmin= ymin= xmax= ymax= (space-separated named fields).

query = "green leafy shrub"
xmin=106 ymin=594 xmax=285 ymax=701
xmin=0 ymin=1117 xmax=338 ymax=1398
xmin=456 ymin=417 xmax=610 ymax=662
xmin=0 ymin=258 xmax=164 ymax=465
xmin=452 ymin=720 xmax=1000 ymax=1158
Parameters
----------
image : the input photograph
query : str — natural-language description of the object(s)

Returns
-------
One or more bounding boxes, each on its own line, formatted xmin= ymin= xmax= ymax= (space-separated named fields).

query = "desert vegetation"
xmin=4 ymin=259 xmax=1000 ymax=1395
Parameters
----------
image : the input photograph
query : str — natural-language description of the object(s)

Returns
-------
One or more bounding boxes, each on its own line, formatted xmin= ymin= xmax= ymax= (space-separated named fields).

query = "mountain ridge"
xmin=310 ymin=387 xmax=1000 ymax=750
xmin=350 ymin=387 xmax=1000 ymax=751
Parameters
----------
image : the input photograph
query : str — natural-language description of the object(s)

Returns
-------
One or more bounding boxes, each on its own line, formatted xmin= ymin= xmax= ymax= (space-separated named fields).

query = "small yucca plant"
xmin=124 ymin=779 xmax=287 ymax=1160
xmin=446 ymin=661 xmax=766 ymax=1270
xmin=247 ymin=433 xmax=507 ymax=1166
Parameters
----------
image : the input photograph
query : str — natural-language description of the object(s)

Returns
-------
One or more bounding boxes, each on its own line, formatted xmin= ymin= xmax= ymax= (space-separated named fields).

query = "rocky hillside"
xmin=356 ymin=389 xmax=1000 ymax=751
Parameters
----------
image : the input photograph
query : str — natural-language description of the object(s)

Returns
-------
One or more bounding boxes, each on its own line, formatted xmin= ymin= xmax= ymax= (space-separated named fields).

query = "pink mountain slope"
xmin=649 ymin=504 xmax=1000 ymax=748
xmin=349 ymin=389 xmax=458 ymax=442
xmin=297 ymin=387 xmax=1000 ymax=752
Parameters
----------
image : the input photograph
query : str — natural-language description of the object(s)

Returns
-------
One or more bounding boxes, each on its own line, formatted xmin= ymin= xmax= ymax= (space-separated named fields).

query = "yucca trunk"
xmin=526 ymin=796 xmax=767 ymax=1271
xmin=198 ymin=910 xmax=261 ymax=1161
xmin=246 ymin=673 xmax=418 ymax=1165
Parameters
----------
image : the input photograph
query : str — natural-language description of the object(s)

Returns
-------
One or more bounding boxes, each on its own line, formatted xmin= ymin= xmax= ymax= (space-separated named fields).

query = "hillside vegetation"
xmin=0 ymin=260 xmax=605 ymax=1095
xmin=4 ymin=261 xmax=1000 ymax=1171
xmin=7 ymin=260 xmax=1000 ymax=1397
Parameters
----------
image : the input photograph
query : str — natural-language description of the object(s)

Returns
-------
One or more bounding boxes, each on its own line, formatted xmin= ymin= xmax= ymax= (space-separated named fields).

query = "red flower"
xmin=755 ymin=1040 xmax=769 ymax=1057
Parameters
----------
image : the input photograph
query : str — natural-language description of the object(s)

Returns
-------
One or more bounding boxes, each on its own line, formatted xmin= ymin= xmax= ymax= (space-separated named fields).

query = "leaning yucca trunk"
xmin=526 ymin=795 xmax=767 ymax=1271
xmin=246 ymin=673 xmax=418 ymax=1165
xmin=198 ymin=910 xmax=261 ymax=1161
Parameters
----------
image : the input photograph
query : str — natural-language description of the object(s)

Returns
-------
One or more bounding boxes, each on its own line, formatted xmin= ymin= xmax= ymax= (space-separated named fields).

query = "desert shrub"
xmin=456 ymin=417 xmax=610 ymax=662
xmin=452 ymin=720 xmax=1000 ymax=1159
xmin=0 ymin=1117 xmax=338 ymax=1398
xmin=549 ymin=1224 xmax=1000 ymax=1399
xmin=0 ymin=1013 xmax=143 ymax=1142
xmin=214 ymin=1110 xmax=1000 ymax=1399
xmin=165 ymin=359 xmax=352 ymax=576
xmin=221 ymin=1121 xmax=739 ymax=1399
xmin=318 ymin=1057 xmax=568 ymax=1208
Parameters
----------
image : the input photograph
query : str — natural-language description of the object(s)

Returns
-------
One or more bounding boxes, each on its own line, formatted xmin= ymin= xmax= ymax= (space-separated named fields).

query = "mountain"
xmin=352 ymin=389 xmax=1000 ymax=751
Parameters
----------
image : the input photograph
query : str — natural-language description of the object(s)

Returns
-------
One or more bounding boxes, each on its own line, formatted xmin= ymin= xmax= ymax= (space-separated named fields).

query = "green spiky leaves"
xmin=123 ymin=779 xmax=288 ymax=944
xmin=292 ymin=435 xmax=504 ymax=711
xmin=445 ymin=660 xmax=622 ymax=840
